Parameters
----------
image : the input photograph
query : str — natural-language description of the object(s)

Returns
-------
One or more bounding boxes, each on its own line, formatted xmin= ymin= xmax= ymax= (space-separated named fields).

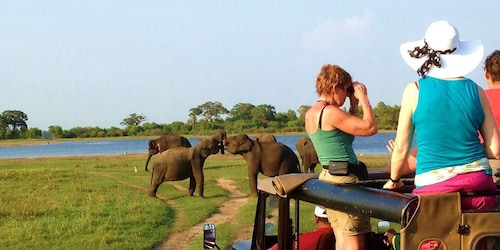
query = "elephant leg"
xmin=304 ymin=158 xmax=310 ymax=173
xmin=188 ymin=176 xmax=196 ymax=196
xmin=193 ymin=172 xmax=205 ymax=197
xmin=148 ymin=166 xmax=164 ymax=197
xmin=300 ymin=156 xmax=307 ymax=173
xmin=248 ymin=170 xmax=259 ymax=197
xmin=309 ymin=163 xmax=315 ymax=173
xmin=148 ymin=182 xmax=160 ymax=197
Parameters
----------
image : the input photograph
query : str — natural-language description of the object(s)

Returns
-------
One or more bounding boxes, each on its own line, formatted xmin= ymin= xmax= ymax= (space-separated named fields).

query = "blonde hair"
xmin=315 ymin=64 xmax=352 ymax=96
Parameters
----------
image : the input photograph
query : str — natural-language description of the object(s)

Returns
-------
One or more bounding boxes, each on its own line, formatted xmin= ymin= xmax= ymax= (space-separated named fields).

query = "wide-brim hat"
xmin=314 ymin=206 xmax=328 ymax=218
xmin=400 ymin=20 xmax=484 ymax=78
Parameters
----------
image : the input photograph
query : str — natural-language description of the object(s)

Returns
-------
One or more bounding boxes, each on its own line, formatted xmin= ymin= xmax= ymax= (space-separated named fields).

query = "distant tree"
xmin=107 ymin=126 xmax=123 ymax=137
xmin=251 ymin=104 xmax=276 ymax=128
xmin=120 ymin=113 xmax=147 ymax=127
xmin=192 ymin=101 xmax=229 ymax=122
xmin=188 ymin=107 xmax=202 ymax=131
xmin=123 ymin=125 xmax=144 ymax=136
xmin=297 ymin=105 xmax=310 ymax=125
xmin=373 ymin=102 xmax=400 ymax=130
xmin=25 ymin=128 xmax=42 ymax=138
xmin=2 ymin=110 xmax=28 ymax=129
xmin=48 ymin=125 xmax=63 ymax=138
xmin=167 ymin=121 xmax=190 ymax=134
xmin=227 ymin=103 xmax=255 ymax=122
xmin=1 ymin=110 xmax=28 ymax=139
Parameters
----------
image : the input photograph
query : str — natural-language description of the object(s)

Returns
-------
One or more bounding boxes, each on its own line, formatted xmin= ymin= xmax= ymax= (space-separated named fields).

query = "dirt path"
xmin=96 ymin=172 xmax=251 ymax=249
xmin=154 ymin=179 xmax=250 ymax=250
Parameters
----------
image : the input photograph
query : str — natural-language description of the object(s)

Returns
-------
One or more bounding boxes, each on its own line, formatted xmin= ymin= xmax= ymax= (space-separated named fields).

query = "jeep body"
xmin=231 ymin=172 xmax=500 ymax=250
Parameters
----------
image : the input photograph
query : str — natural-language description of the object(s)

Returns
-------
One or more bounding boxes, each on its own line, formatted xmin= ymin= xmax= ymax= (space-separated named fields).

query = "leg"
xmin=193 ymin=173 xmax=205 ymax=197
xmin=248 ymin=170 xmax=259 ymax=196
xmin=148 ymin=182 xmax=160 ymax=197
xmin=188 ymin=176 xmax=196 ymax=196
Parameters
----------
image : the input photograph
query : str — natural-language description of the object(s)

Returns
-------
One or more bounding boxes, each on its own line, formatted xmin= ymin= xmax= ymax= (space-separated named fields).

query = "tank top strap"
xmin=318 ymin=105 xmax=328 ymax=129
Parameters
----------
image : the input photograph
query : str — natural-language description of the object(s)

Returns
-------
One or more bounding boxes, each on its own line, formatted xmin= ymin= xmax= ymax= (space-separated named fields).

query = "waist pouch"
xmin=323 ymin=161 xmax=369 ymax=180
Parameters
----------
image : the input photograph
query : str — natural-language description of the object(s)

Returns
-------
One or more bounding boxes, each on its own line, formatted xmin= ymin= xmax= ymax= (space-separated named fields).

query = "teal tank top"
xmin=308 ymin=106 xmax=357 ymax=165
xmin=413 ymin=77 xmax=486 ymax=175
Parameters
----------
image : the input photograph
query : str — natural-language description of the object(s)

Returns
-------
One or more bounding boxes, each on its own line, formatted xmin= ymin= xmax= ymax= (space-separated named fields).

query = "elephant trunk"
xmin=219 ymin=141 xmax=225 ymax=154
xmin=145 ymin=153 xmax=153 ymax=171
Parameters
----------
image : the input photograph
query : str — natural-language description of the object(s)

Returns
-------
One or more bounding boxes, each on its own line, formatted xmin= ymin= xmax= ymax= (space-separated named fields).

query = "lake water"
xmin=0 ymin=133 xmax=395 ymax=159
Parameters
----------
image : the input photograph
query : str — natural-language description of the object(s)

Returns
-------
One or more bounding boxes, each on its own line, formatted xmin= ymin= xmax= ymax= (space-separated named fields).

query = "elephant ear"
xmin=239 ymin=136 xmax=253 ymax=152
xmin=148 ymin=140 xmax=156 ymax=149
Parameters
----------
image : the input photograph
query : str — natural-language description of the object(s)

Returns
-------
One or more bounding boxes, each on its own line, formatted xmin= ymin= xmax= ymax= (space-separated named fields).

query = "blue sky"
xmin=1 ymin=1 xmax=499 ymax=130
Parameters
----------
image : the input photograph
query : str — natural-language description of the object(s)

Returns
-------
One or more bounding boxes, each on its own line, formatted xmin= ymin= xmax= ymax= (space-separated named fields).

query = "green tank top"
xmin=308 ymin=106 xmax=357 ymax=165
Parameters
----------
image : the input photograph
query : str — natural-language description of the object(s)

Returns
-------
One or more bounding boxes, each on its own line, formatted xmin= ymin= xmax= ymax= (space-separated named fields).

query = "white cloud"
xmin=303 ymin=11 xmax=373 ymax=51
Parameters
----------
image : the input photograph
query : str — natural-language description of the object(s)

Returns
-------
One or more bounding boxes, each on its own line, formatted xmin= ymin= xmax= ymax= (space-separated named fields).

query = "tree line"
xmin=0 ymin=101 xmax=400 ymax=139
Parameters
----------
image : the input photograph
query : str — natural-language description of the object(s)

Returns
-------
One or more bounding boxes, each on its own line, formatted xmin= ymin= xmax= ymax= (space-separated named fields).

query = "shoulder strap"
xmin=318 ymin=105 xmax=328 ymax=129
xmin=414 ymin=81 xmax=419 ymax=89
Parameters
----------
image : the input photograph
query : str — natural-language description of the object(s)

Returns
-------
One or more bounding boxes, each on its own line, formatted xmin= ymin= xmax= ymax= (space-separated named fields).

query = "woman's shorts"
xmin=319 ymin=169 xmax=372 ymax=235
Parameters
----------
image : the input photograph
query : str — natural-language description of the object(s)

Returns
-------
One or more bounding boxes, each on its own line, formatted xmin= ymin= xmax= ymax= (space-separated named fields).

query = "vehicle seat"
xmin=315 ymin=232 xmax=335 ymax=250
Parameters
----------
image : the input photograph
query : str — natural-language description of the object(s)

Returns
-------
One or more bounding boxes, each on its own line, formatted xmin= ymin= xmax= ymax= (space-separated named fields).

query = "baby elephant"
xmin=148 ymin=137 xmax=221 ymax=198
xmin=295 ymin=136 xmax=319 ymax=173
xmin=224 ymin=134 xmax=301 ymax=196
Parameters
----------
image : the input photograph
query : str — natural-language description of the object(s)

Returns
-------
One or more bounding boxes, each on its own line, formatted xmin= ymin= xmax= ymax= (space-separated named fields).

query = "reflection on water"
xmin=0 ymin=133 xmax=395 ymax=159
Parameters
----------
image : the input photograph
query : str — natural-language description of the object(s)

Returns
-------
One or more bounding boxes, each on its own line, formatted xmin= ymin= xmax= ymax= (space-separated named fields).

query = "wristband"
xmin=390 ymin=177 xmax=400 ymax=183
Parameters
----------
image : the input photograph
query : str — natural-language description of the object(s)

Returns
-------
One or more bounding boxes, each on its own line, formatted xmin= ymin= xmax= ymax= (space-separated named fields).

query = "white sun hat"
xmin=400 ymin=20 xmax=484 ymax=78
xmin=314 ymin=206 xmax=328 ymax=218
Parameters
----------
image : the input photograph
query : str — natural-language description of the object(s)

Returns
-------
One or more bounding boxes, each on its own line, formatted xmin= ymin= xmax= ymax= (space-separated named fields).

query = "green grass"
xmin=0 ymin=153 xmax=392 ymax=249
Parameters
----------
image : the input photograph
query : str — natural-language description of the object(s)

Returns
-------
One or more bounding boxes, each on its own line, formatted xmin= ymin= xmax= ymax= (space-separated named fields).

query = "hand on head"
xmin=351 ymin=81 xmax=368 ymax=100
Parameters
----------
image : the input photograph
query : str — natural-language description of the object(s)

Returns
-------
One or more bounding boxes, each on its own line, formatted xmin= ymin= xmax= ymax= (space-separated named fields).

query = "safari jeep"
xmin=205 ymin=170 xmax=500 ymax=250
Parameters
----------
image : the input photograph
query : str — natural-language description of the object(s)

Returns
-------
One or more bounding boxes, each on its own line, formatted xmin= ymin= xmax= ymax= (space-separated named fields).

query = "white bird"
xmin=133 ymin=166 xmax=137 ymax=173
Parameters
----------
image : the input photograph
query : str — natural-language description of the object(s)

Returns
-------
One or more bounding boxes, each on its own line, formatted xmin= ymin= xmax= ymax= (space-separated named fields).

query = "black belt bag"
xmin=323 ymin=161 xmax=369 ymax=180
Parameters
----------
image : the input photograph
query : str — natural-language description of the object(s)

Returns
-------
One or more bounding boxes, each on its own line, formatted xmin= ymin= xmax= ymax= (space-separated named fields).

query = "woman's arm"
xmin=326 ymin=82 xmax=378 ymax=136
xmin=384 ymin=82 xmax=418 ymax=189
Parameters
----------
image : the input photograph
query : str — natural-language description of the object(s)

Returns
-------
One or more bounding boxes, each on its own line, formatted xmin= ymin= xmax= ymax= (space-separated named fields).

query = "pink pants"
xmin=413 ymin=171 xmax=496 ymax=210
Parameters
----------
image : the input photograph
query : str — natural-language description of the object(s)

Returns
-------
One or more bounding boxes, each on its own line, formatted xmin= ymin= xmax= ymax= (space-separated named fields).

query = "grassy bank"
xmin=0 ymin=153 xmax=390 ymax=249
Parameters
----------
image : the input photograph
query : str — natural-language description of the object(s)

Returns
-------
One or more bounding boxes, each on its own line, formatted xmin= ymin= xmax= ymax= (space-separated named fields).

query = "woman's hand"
xmin=352 ymin=81 xmax=368 ymax=101
xmin=386 ymin=139 xmax=395 ymax=153
xmin=383 ymin=179 xmax=404 ymax=190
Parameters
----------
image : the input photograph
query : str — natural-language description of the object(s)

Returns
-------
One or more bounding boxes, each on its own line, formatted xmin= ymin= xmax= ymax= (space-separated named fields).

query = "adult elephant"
xmin=145 ymin=134 xmax=192 ymax=171
xmin=148 ymin=137 xmax=221 ymax=198
xmin=295 ymin=136 xmax=320 ymax=173
xmin=224 ymin=134 xmax=301 ymax=196
xmin=253 ymin=133 xmax=277 ymax=143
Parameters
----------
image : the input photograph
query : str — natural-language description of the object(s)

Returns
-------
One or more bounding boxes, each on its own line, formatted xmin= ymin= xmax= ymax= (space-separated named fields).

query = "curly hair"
xmin=485 ymin=50 xmax=500 ymax=82
xmin=315 ymin=64 xmax=352 ymax=96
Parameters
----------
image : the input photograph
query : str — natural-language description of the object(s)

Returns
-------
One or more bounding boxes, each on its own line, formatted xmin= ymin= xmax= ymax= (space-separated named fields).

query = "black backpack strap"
xmin=318 ymin=105 xmax=327 ymax=129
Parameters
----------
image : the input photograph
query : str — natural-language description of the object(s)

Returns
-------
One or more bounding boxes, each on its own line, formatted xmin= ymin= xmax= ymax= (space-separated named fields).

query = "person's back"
xmin=299 ymin=227 xmax=334 ymax=250
xmin=269 ymin=206 xmax=333 ymax=250
xmin=413 ymin=77 xmax=487 ymax=179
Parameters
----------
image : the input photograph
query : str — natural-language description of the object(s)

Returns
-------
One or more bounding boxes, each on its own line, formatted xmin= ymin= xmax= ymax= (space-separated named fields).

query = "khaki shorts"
xmin=319 ymin=169 xmax=372 ymax=236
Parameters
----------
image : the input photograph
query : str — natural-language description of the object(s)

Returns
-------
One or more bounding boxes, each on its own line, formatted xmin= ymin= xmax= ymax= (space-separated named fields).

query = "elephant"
xmin=224 ymin=134 xmax=301 ymax=196
xmin=253 ymin=133 xmax=277 ymax=143
xmin=148 ymin=137 xmax=221 ymax=198
xmin=145 ymin=134 xmax=192 ymax=171
xmin=295 ymin=136 xmax=320 ymax=173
